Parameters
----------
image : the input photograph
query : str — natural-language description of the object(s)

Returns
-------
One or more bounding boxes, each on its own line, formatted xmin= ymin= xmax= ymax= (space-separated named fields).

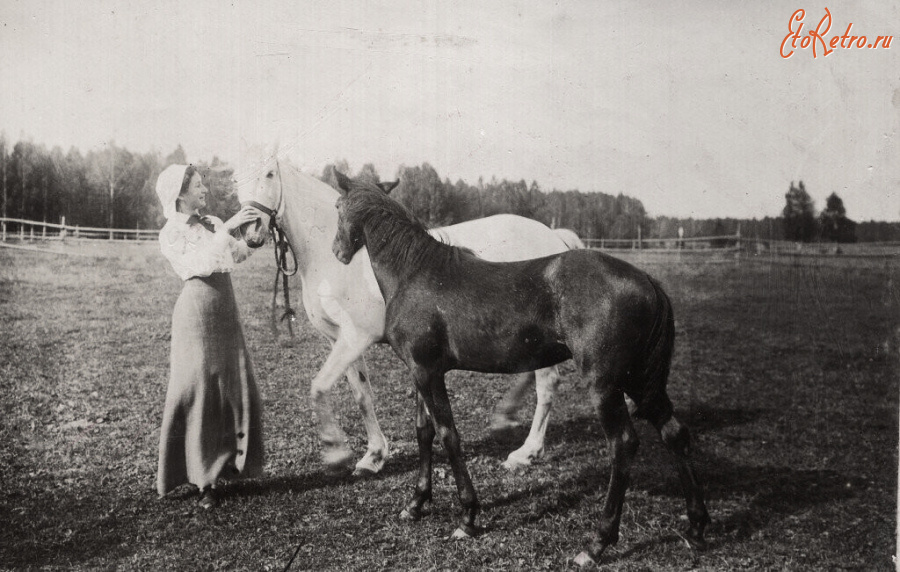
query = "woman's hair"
xmin=178 ymin=165 xmax=198 ymax=196
xmin=175 ymin=165 xmax=198 ymax=212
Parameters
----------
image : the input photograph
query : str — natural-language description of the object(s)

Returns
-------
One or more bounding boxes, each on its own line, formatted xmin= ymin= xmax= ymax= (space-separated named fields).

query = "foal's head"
xmin=332 ymin=170 xmax=400 ymax=264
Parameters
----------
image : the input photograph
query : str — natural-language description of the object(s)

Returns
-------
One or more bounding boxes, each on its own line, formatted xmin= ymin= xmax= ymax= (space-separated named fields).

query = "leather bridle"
xmin=241 ymin=156 xmax=298 ymax=338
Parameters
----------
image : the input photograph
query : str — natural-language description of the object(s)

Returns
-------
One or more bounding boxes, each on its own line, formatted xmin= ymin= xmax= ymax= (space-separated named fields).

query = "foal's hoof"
xmin=198 ymin=488 xmax=219 ymax=510
xmin=573 ymin=537 xmax=609 ymax=567
xmin=681 ymin=527 xmax=708 ymax=551
xmin=399 ymin=508 xmax=418 ymax=521
xmin=450 ymin=527 xmax=475 ymax=540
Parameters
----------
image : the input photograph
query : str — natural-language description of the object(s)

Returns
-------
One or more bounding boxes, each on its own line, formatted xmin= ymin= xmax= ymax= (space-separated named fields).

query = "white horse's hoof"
xmin=353 ymin=450 xmax=388 ymax=476
xmin=573 ymin=551 xmax=596 ymax=567
xmin=502 ymin=446 xmax=542 ymax=472
xmin=399 ymin=509 xmax=415 ymax=521
xmin=501 ymin=455 xmax=532 ymax=472
xmin=322 ymin=446 xmax=354 ymax=472
xmin=450 ymin=527 xmax=474 ymax=540
xmin=352 ymin=464 xmax=377 ymax=477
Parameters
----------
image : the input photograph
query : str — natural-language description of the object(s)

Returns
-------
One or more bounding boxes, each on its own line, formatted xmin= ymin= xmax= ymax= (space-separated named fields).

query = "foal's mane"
xmin=345 ymin=183 xmax=469 ymax=272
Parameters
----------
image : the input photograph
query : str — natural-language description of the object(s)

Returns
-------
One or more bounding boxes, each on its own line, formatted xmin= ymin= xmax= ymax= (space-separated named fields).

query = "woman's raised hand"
xmin=223 ymin=205 xmax=262 ymax=232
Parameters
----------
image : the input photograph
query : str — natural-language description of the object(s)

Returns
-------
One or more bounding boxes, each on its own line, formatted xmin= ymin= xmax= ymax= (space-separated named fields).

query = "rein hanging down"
xmin=241 ymin=157 xmax=298 ymax=338
xmin=270 ymin=218 xmax=298 ymax=337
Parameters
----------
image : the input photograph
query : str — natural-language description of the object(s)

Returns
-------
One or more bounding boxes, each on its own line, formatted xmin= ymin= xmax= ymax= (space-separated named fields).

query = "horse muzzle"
xmin=332 ymin=242 xmax=352 ymax=265
xmin=240 ymin=217 xmax=267 ymax=248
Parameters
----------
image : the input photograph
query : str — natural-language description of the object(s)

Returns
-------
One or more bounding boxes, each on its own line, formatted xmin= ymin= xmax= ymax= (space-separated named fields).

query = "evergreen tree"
xmin=782 ymin=180 xmax=818 ymax=242
xmin=819 ymin=192 xmax=856 ymax=243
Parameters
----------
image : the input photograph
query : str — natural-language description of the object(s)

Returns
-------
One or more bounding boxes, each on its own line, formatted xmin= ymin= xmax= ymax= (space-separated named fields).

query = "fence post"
xmin=1 ymin=222 xmax=5 ymax=242
xmin=60 ymin=216 xmax=67 ymax=239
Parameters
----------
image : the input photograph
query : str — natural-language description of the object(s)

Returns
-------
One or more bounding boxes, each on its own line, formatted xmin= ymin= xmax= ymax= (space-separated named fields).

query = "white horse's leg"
xmin=310 ymin=335 xmax=385 ymax=473
xmin=490 ymin=372 xmax=534 ymax=433
xmin=502 ymin=365 xmax=560 ymax=471
xmin=345 ymin=356 xmax=390 ymax=475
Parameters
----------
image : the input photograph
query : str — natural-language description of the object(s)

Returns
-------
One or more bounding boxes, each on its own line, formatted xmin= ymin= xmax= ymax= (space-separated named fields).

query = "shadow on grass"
xmin=2 ymin=405 xmax=857 ymax=569
xmin=469 ymin=406 xmax=857 ymax=554
xmin=682 ymin=404 xmax=764 ymax=434
xmin=702 ymin=461 xmax=854 ymax=544
xmin=226 ymin=450 xmax=424 ymax=500
xmin=464 ymin=403 xmax=764 ymax=463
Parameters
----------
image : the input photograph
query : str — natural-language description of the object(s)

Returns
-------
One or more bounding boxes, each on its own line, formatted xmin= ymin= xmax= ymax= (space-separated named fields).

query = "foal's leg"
xmin=577 ymin=385 xmax=639 ymax=565
xmin=413 ymin=367 xmax=480 ymax=538
xmin=310 ymin=334 xmax=387 ymax=473
xmin=345 ymin=356 xmax=390 ymax=475
xmin=503 ymin=366 xmax=561 ymax=471
xmin=645 ymin=394 xmax=710 ymax=548
xmin=400 ymin=394 xmax=434 ymax=520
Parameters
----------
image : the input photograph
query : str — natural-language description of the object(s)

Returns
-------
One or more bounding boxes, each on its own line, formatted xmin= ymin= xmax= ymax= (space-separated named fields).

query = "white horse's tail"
xmin=554 ymin=228 xmax=585 ymax=250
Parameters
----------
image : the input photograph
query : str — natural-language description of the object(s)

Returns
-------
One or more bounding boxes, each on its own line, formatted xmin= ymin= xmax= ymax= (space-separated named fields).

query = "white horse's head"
xmin=234 ymin=144 xmax=282 ymax=248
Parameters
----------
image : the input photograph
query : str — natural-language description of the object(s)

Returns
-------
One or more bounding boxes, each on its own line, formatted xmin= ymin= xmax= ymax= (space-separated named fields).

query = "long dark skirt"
xmin=156 ymin=273 xmax=263 ymax=496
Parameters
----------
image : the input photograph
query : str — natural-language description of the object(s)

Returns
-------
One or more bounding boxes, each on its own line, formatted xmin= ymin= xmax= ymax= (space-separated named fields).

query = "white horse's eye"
xmin=266 ymin=171 xmax=275 ymax=179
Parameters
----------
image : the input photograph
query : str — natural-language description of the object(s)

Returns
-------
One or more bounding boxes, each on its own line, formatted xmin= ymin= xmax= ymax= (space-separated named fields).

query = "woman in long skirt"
xmin=154 ymin=163 xmax=264 ymax=509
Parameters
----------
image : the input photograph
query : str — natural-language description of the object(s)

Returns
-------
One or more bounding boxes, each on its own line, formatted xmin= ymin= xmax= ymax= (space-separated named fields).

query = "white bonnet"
xmin=155 ymin=164 xmax=190 ymax=219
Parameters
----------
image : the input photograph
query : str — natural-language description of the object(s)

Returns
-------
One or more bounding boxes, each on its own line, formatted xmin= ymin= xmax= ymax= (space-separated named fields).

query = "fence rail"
xmin=3 ymin=217 xmax=899 ymax=261
xmin=582 ymin=234 xmax=740 ymax=250
xmin=0 ymin=217 xmax=159 ymax=241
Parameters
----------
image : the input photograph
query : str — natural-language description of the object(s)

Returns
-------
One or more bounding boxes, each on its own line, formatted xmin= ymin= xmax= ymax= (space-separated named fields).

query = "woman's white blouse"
xmin=159 ymin=212 xmax=253 ymax=281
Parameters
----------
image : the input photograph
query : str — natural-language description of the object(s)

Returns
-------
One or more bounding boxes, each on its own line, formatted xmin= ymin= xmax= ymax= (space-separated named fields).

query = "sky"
xmin=1 ymin=0 xmax=898 ymax=220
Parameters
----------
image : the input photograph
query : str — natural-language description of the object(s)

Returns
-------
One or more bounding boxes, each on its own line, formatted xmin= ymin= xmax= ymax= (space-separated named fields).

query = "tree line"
xmin=0 ymin=136 xmax=239 ymax=231
xmin=1 ymin=134 xmax=896 ymax=242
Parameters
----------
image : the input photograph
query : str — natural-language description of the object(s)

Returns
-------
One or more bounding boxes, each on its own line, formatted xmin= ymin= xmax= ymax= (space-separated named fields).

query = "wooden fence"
xmin=0 ymin=217 xmax=158 ymax=242
xmin=582 ymin=234 xmax=741 ymax=252
xmin=2 ymin=217 xmax=898 ymax=262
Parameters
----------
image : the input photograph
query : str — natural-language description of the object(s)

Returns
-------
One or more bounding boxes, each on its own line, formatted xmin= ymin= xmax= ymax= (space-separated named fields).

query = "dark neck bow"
xmin=188 ymin=214 xmax=216 ymax=233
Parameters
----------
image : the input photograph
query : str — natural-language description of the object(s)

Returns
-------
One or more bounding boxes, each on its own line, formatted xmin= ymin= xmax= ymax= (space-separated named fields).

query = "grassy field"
xmin=0 ymin=240 xmax=897 ymax=570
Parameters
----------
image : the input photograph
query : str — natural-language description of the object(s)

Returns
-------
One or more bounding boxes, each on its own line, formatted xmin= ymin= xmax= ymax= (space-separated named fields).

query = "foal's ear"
xmin=333 ymin=169 xmax=352 ymax=195
xmin=377 ymin=181 xmax=400 ymax=194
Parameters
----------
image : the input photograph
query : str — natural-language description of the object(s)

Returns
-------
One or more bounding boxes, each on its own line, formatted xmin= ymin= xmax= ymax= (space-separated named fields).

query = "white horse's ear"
xmin=377 ymin=181 xmax=400 ymax=194
xmin=264 ymin=141 xmax=280 ymax=163
xmin=333 ymin=169 xmax=352 ymax=195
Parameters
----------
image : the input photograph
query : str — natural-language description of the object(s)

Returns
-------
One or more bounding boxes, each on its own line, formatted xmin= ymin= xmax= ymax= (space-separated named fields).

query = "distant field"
xmin=0 ymin=240 xmax=897 ymax=570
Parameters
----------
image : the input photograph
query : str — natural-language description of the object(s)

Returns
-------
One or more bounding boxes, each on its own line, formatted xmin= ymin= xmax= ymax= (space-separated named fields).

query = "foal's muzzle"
xmin=332 ymin=242 xmax=351 ymax=265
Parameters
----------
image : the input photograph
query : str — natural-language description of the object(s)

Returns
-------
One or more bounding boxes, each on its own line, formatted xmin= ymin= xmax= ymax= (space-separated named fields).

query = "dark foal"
xmin=330 ymin=172 xmax=709 ymax=564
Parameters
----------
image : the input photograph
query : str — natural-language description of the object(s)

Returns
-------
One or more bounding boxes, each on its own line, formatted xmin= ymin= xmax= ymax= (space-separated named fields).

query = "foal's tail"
xmin=632 ymin=276 xmax=676 ymax=420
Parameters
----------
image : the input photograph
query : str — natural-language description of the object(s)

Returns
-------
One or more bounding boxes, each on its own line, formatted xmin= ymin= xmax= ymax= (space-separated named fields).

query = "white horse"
xmin=236 ymin=153 xmax=580 ymax=474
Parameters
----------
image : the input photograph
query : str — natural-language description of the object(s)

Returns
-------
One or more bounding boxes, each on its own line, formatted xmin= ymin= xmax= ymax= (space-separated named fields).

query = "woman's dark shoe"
xmin=198 ymin=487 xmax=219 ymax=510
